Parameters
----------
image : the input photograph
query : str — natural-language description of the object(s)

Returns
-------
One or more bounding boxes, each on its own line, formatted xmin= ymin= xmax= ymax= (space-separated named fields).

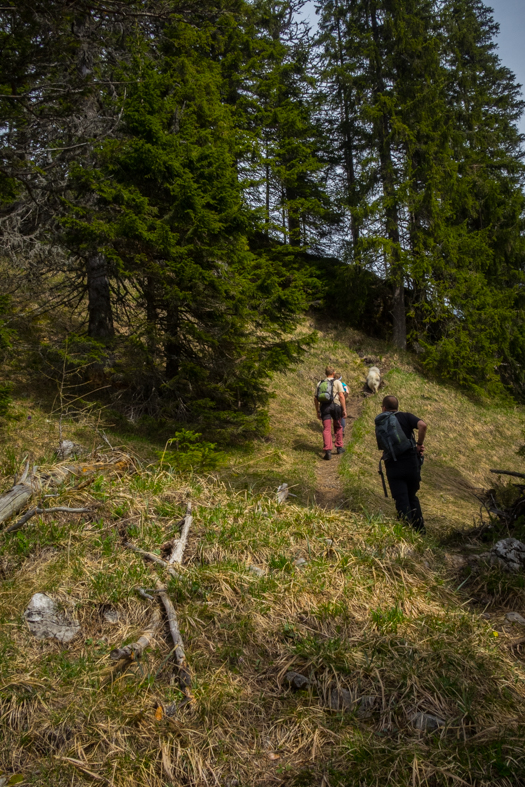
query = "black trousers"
xmin=385 ymin=451 xmax=425 ymax=532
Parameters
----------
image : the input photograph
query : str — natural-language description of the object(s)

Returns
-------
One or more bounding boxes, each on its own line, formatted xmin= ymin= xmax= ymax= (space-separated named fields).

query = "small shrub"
xmin=158 ymin=429 xmax=225 ymax=472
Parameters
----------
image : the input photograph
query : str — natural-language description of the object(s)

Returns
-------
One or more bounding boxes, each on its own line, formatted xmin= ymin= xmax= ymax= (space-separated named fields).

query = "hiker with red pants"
xmin=315 ymin=366 xmax=347 ymax=460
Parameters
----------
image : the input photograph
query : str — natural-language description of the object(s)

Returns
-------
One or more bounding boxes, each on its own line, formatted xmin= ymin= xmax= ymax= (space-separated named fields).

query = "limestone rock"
xmin=56 ymin=440 xmax=85 ymax=460
xmin=411 ymin=711 xmax=445 ymax=732
xmin=506 ymin=611 xmax=525 ymax=626
xmin=284 ymin=671 xmax=310 ymax=690
xmin=489 ymin=539 xmax=525 ymax=573
xmin=103 ymin=608 xmax=119 ymax=624
xmin=356 ymin=695 xmax=378 ymax=719
xmin=24 ymin=593 xmax=80 ymax=643
xmin=329 ymin=687 xmax=353 ymax=711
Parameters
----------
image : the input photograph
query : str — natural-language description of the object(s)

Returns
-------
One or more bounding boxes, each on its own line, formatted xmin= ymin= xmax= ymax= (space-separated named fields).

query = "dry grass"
xmin=341 ymin=366 xmax=525 ymax=536
xmin=1 ymin=323 xmax=525 ymax=785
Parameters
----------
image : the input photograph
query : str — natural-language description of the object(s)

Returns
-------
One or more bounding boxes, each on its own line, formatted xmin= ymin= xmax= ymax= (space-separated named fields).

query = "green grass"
xmin=1 ymin=320 xmax=525 ymax=785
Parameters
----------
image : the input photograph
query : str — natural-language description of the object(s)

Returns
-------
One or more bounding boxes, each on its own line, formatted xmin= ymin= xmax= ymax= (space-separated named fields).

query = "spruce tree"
xmin=420 ymin=0 xmax=525 ymax=393
xmin=62 ymin=3 xmax=315 ymax=428
xmin=242 ymin=0 xmax=331 ymax=249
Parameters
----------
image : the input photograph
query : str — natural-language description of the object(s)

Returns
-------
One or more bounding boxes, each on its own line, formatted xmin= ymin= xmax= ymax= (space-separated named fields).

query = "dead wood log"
xmin=110 ymin=608 xmax=162 ymax=661
xmin=124 ymin=542 xmax=184 ymax=580
xmin=168 ymin=502 xmax=193 ymax=565
xmin=155 ymin=579 xmax=193 ymax=699
xmin=4 ymin=506 xmax=93 ymax=534
xmin=0 ymin=462 xmax=38 ymax=525
xmin=490 ymin=470 xmax=525 ymax=479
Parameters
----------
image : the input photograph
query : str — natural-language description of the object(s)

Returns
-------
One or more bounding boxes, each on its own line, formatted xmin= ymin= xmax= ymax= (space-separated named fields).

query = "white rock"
xmin=103 ymin=608 xmax=119 ymax=624
xmin=56 ymin=440 xmax=85 ymax=460
xmin=489 ymin=539 xmax=525 ymax=573
xmin=277 ymin=483 xmax=289 ymax=503
xmin=24 ymin=593 xmax=80 ymax=643
xmin=506 ymin=611 xmax=525 ymax=626
xmin=248 ymin=565 xmax=265 ymax=578
xmin=411 ymin=711 xmax=445 ymax=732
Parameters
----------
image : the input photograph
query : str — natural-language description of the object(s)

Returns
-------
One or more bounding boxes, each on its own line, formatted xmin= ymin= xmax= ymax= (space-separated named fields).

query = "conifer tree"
xmin=420 ymin=0 xmax=525 ymax=393
xmin=62 ymin=3 xmax=315 ymax=427
xmin=243 ymin=0 xmax=331 ymax=248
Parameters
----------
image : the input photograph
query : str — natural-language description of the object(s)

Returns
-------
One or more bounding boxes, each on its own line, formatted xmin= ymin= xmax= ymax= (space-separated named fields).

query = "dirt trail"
xmin=314 ymin=394 xmax=364 ymax=509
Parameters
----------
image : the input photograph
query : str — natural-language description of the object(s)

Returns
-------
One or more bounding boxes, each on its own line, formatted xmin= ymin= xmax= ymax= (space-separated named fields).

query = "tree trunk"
xmin=369 ymin=1 xmax=406 ymax=349
xmin=165 ymin=303 xmax=181 ymax=381
xmin=85 ymin=253 xmax=114 ymax=341
xmin=335 ymin=3 xmax=360 ymax=251
xmin=286 ymin=185 xmax=301 ymax=245
xmin=0 ymin=482 xmax=34 ymax=525
xmin=144 ymin=276 xmax=157 ymax=361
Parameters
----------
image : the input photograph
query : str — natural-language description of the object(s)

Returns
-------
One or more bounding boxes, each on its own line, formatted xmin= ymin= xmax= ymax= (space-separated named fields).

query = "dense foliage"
xmin=0 ymin=0 xmax=524 ymax=422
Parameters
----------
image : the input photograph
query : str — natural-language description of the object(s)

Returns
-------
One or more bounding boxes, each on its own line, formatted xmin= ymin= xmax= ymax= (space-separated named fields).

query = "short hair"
xmin=325 ymin=366 xmax=335 ymax=376
xmin=382 ymin=395 xmax=399 ymax=411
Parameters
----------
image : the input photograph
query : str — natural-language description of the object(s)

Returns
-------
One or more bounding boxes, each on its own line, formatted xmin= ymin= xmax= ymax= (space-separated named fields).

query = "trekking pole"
xmin=378 ymin=458 xmax=388 ymax=498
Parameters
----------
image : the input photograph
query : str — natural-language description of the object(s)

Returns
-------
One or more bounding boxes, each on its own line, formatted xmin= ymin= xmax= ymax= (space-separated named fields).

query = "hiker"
xmin=375 ymin=395 xmax=427 ymax=533
xmin=336 ymin=373 xmax=349 ymax=436
xmin=315 ymin=366 xmax=347 ymax=460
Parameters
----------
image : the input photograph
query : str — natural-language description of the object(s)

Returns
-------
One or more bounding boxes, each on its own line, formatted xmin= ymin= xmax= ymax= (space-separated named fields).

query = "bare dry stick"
xmin=154 ymin=579 xmax=193 ymax=698
xmin=124 ymin=542 xmax=184 ymax=580
xmin=110 ymin=608 xmax=162 ymax=661
xmin=168 ymin=502 xmax=193 ymax=565
xmin=5 ymin=506 xmax=92 ymax=534
xmin=137 ymin=587 xmax=155 ymax=601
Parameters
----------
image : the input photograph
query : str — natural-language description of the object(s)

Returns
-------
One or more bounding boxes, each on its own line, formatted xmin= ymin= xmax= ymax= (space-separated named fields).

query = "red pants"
xmin=322 ymin=410 xmax=343 ymax=451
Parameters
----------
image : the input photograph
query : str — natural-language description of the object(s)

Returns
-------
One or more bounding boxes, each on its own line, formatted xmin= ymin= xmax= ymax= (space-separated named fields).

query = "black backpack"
xmin=374 ymin=412 xmax=415 ymax=462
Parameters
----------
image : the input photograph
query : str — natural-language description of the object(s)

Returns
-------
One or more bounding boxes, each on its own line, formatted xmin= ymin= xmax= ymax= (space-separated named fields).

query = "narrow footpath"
xmin=314 ymin=394 xmax=364 ymax=509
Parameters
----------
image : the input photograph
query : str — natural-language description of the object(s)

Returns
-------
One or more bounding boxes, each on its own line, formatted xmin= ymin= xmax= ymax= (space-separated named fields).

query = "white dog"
xmin=367 ymin=366 xmax=381 ymax=394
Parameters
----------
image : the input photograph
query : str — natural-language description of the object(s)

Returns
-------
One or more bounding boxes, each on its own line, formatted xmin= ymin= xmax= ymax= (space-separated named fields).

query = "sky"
xmin=299 ymin=0 xmax=525 ymax=133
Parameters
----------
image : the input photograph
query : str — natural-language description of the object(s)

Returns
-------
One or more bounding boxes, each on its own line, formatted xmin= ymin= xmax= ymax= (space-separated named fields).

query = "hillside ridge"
xmin=1 ymin=322 xmax=525 ymax=785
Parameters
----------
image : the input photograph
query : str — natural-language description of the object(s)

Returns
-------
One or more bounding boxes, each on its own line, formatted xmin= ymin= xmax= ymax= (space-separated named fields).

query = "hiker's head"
xmin=382 ymin=395 xmax=399 ymax=412
xmin=325 ymin=366 xmax=335 ymax=377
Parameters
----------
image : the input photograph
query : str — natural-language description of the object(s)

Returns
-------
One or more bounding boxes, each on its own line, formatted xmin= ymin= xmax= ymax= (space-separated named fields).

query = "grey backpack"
xmin=374 ymin=412 xmax=415 ymax=462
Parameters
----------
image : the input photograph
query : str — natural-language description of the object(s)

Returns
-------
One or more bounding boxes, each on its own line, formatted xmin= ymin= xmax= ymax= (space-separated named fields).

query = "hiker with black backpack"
xmin=375 ymin=395 xmax=427 ymax=534
xmin=315 ymin=366 xmax=347 ymax=460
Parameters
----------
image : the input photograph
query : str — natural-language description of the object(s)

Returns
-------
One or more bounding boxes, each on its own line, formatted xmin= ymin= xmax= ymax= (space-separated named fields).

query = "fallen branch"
xmin=4 ymin=506 xmax=92 ymax=534
xmin=124 ymin=542 xmax=184 ymax=580
xmin=490 ymin=470 xmax=525 ymax=479
xmin=110 ymin=608 xmax=162 ymax=661
xmin=168 ymin=502 xmax=193 ymax=565
xmin=137 ymin=587 xmax=155 ymax=601
xmin=155 ymin=579 xmax=193 ymax=700
xmin=0 ymin=462 xmax=38 ymax=525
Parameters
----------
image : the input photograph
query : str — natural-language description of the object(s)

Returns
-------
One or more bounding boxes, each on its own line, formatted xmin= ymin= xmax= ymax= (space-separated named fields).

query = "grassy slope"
xmin=1 ymin=322 xmax=525 ymax=786
xmin=343 ymin=364 xmax=525 ymax=535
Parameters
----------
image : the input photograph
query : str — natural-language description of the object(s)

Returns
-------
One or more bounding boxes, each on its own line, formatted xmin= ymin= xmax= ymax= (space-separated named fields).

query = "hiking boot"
xmin=323 ymin=451 xmax=331 ymax=461
xmin=336 ymin=447 xmax=345 ymax=454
